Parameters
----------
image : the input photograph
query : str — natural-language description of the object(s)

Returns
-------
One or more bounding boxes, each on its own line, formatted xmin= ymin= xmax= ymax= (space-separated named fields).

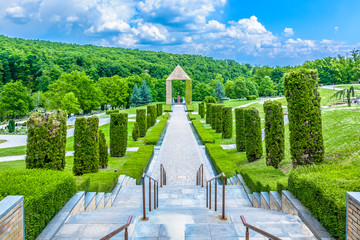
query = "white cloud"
xmin=334 ymin=26 xmax=339 ymax=33
xmin=283 ymin=27 xmax=294 ymax=37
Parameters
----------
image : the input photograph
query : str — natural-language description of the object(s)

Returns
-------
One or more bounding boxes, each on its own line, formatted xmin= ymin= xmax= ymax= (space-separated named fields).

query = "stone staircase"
xmin=47 ymin=176 xmax=317 ymax=239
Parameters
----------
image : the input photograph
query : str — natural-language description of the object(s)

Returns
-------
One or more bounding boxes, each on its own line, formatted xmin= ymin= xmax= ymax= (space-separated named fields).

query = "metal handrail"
xmin=100 ymin=216 xmax=132 ymax=240
xmin=160 ymin=164 xmax=166 ymax=187
xmin=206 ymin=172 xmax=226 ymax=220
xmin=241 ymin=215 xmax=282 ymax=240
xmin=142 ymin=173 xmax=159 ymax=220
xmin=196 ymin=164 xmax=204 ymax=187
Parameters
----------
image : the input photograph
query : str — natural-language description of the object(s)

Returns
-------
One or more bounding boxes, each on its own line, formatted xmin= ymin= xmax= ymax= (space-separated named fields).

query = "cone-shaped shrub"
xmin=244 ymin=108 xmax=262 ymax=161
xmin=26 ymin=111 xmax=67 ymax=170
xmin=8 ymin=119 xmax=15 ymax=133
xmin=156 ymin=103 xmax=163 ymax=117
xmin=147 ymin=105 xmax=156 ymax=127
xmin=136 ymin=109 xmax=147 ymax=137
xmin=99 ymin=129 xmax=108 ymax=168
xmin=284 ymin=69 xmax=324 ymax=166
xmin=222 ymin=107 xmax=232 ymax=139
xmin=235 ymin=108 xmax=246 ymax=152
xmin=264 ymin=100 xmax=285 ymax=168
xmin=215 ymin=105 xmax=224 ymax=133
xmin=73 ymin=116 xmax=99 ymax=175
xmin=206 ymin=103 xmax=213 ymax=124
xmin=132 ymin=122 xmax=139 ymax=141
xmin=199 ymin=102 xmax=205 ymax=118
xmin=110 ymin=113 xmax=128 ymax=157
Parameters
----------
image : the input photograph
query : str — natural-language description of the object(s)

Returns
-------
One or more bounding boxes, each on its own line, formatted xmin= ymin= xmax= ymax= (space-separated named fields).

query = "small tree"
xmin=8 ymin=119 xmax=15 ymax=133
xmin=215 ymin=81 xmax=226 ymax=102
xmin=130 ymin=84 xmax=141 ymax=107
xmin=244 ymin=108 xmax=262 ymax=162
xmin=61 ymin=92 xmax=81 ymax=117
xmin=110 ymin=113 xmax=128 ymax=157
xmin=284 ymin=69 xmax=324 ymax=166
xmin=235 ymin=108 xmax=245 ymax=152
xmin=331 ymin=86 xmax=355 ymax=107
xmin=139 ymin=80 xmax=153 ymax=105
xmin=147 ymin=105 xmax=156 ymax=127
xmin=73 ymin=116 xmax=99 ymax=175
xmin=264 ymin=101 xmax=284 ymax=168
xmin=259 ymin=76 xmax=274 ymax=97
xmin=99 ymin=129 xmax=109 ymax=168
xmin=132 ymin=122 xmax=139 ymax=141
xmin=136 ymin=109 xmax=147 ymax=137
xmin=222 ymin=107 xmax=233 ymax=139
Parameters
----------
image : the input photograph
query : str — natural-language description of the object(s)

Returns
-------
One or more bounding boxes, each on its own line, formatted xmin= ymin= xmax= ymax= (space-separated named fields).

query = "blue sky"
xmin=0 ymin=0 xmax=359 ymax=66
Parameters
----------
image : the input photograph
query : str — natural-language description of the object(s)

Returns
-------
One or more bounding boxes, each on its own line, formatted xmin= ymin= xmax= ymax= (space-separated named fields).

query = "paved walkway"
xmin=148 ymin=105 xmax=215 ymax=185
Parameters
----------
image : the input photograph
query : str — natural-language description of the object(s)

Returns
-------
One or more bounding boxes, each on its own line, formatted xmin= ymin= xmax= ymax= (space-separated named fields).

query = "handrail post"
xmin=245 ymin=227 xmax=249 ymax=240
xmin=157 ymin=182 xmax=159 ymax=208
xmin=209 ymin=181 xmax=211 ymax=209
xmin=160 ymin=165 xmax=163 ymax=188
xmin=196 ymin=172 xmax=198 ymax=185
xmin=206 ymin=181 xmax=208 ymax=208
xmin=222 ymin=174 xmax=226 ymax=220
xmin=201 ymin=164 xmax=204 ymax=187
xmin=149 ymin=178 xmax=151 ymax=212
xmin=154 ymin=181 xmax=156 ymax=210
xmin=215 ymin=179 xmax=217 ymax=211
xmin=142 ymin=175 xmax=147 ymax=220
xmin=125 ymin=227 xmax=128 ymax=240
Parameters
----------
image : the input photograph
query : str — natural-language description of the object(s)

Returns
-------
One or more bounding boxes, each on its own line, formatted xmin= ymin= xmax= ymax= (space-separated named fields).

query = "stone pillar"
xmin=166 ymin=80 xmax=172 ymax=105
xmin=0 ymin=196 xmax=25 ymax=240
xmin=347 ymin=192 xmax=360 ymax=239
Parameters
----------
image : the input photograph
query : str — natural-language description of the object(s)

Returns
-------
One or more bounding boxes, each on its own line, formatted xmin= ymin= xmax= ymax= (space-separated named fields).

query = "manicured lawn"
xmin=0 ymin=145 xmax=26 ymax=157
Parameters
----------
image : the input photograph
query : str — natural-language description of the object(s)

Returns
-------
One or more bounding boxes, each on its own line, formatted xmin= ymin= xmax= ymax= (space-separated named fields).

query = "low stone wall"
xmin=347 ymin=192 xmax=360 ymax=239
xmin=0 ymin=196 xmax=24 ymax=240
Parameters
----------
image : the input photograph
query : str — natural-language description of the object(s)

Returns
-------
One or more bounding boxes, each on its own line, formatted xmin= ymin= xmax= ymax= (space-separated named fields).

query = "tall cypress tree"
xmin=235 ymin=108 xmax=246 ymax=152
xmin=110 ymin=113 xmax=128 ymax=157
xmin=139 ymin=80 xmax=152 ymax=105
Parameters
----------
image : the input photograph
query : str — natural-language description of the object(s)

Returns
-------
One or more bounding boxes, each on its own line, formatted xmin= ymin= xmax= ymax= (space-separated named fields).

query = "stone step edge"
xmin=236 ymin=173 xmax=333 ymax=240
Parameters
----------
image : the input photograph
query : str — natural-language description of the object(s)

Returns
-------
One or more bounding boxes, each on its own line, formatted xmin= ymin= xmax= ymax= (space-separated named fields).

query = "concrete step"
xmin=85 ymin=192 xmax=96 ymax=212
xmin=260 ymin=192 xmax=270 ymax=210
xmin=111 ymin=184 xmax=122 ymax=205
xmin=248 ymin=193 xmax=253 ymax=205
xmin=123 ymin=176 xmax=130 ymax=185
xmin=269 ymin=191 xmax=282 ymax=211
xmin=96 ymin=192 xmax=105 ymax=210
xmin=117 ymin=175 xmax=126 ymax=185
xmin=104 ymin=193 xmax=112 ymax=209
xmin=252 ymin=192 xmax=261 ymax=208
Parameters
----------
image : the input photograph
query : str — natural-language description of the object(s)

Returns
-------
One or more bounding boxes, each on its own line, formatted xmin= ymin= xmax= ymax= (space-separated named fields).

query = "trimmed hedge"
xmin=288 ymin=164 xmax=360 ymax=239
xmin=246 ymin=95 xmax=256 ymax=100
xmin=26 ymin=111 xmax=67 ymax=170
xmin=110 ymin=113 xmax=128 ymax=157
xmin=73 ymin=116 xmax=99 ymax=175
xmin=222 ymin=107 xmax=232 ymax=139
xmin=191 ymin=119 xmax=215 ymax=143
xmin=77 ymin=172 xmax=120 ymax=193
xmin=0 ymin=169 xmax=76 ymax=240
xmin=156 ymin=103 xmax=163 ymax=116
xmin=106 ymin=109 xmax=119 ymax=115
xmin=264 ymin=100 xmax=285 ymax=168
xmin=244 ymin=108 xmax=262 ymax=161
xmin=205 ymin=143 xmax=237 ymax=179
xmin=120 ymin=145 xmax=155 ymax=183
xmin=8 ymin=119 xmax=15 ymax=133
xmin=215 ymin=104 xmax=224 ymax=133
xmin=284 ymin=68 xmax=324 ymax=166
xmin=144 ymin=113 xmax=170 ymax=145
xmin=211 ymin=103 xmax=217 ymax=130
xmin=136 ymin=109 xmax=147 ymax=137
xmin=185 ymin=79 xmax=192 ymax=105
xmin=99 ymin=129 xmax=108 ymax=168
xmin=186 ymin=104 xmax=194 ymax=112
xmin=206 ymin=103 xmax=213 ymax=124
xmin=164 ymin=104 xmax=172 ymax=112
xmin=147 ymin=113 xmax=151 ymax=130
xmin=238 ymin=167 xmax=287 ymax=193
xmin=132 ymin=122 xmax=139 ymax=141
xmin=235 ymin=108 xmax=246 ymax=152
xmin=147 ymin=105 xmax=157 ymax=127
xmin=199 ymin=102 xmax=205 ymax=118
xmin=188 ymin=112 xmax=196 ymax=120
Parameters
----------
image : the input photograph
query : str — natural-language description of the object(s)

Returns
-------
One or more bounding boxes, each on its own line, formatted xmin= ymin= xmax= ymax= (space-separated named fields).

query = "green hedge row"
xmin=120 ymin=145 xmax=155 ymax=184
xmin=238 ymin=167 xmax=288 ymax=193
xmin=186 ymin=104 xmax=194 ymax=112
xmin=0 ymin=169 xmax=76 ymax=240
xmin=288 ymin=164 xmax=360 ymax=239
xmin=188 ymin=112 xmax=196 ymax=120
xmin=205 ymin=143 xmax=238 ymax=179
xmin=191 ymin=119 xmax=215 ymax=143
xmin=164 ymin=104 xmax=172 ymax=112
xmin=284 ymin=69 xmax=324 ymax=166
xmin=106 ymin=109 xmax=119 ymax=115
xmin=144 ymin=113 xmax=170 ymax=145
xmin=76 ymin=172 xmax=120 ymax=193
xmin=246 ymin=95 xmax=256 ymax=100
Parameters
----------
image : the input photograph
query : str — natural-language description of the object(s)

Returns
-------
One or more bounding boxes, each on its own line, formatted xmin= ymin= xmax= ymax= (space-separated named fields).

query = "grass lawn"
xmin=335 ymin=84 xmax=360 ymax=90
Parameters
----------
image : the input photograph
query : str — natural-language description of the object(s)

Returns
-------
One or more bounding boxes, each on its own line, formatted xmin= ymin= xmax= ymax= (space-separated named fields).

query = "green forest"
xmin=0 ymin=34 xmax=360 ymax=118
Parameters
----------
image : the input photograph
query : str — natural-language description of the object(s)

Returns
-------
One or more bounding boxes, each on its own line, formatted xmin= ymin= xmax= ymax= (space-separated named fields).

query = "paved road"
xmin=148 ymin=105 xmax=214 ymax=185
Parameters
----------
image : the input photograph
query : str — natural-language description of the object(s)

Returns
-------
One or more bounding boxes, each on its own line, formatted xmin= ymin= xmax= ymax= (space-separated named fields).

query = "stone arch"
xmin=166 ymin=65 xmax=192 ymax=104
